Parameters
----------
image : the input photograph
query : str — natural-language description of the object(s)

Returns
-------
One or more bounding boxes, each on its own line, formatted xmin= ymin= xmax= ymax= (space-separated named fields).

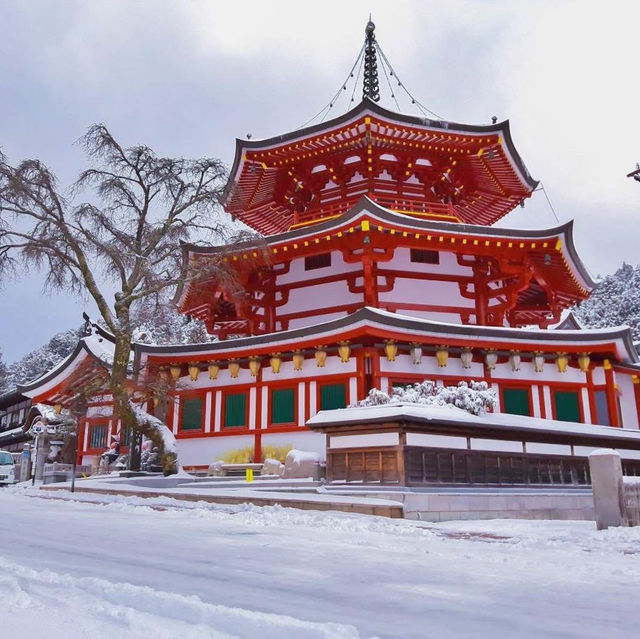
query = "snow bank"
xmin=0 ymin=557 xmax=361 ymax=639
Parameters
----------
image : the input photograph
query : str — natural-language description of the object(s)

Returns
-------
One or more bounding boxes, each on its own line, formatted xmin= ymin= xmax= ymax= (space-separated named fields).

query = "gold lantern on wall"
xmin=410 ymin=343 xmax=422 ymax=365
xmin=248 ymin=357 xmax=261 ymax=377
xmin=169 ymin=363 xmax=182 ymax=380
xmin=315 ymin=346 xmax=327 ymax=367
xmin=556 ymin=352 xmax=569 ymax=373
xmin=533 ymin=351 xmax=545 ymax=373
xmin=158 ymin=367 xmax=169 ymax=382
xmin=208 ymin=362 xmax=219 ymax=380
xmin=187 ymin=362 xmax=200 ymax=381
xmin=292 ymin=350 xmax=304 ymax=371
xmin=578 ymin=352 xmax=591 ymax=373
xmin=435 ymin=345 xmax=449 ymax=368
xmin=53 ymin=403 xmax=63 ymax=414
xmin=509 ymin=351 xmax=521 ymax=372
xmin=270 ymin=353 xmax=282 ymax=374
xmin=384 ymin=340 xmax=398 ymax=362
xmin=484 ymin=349 xmax=498 ymax=370
xmin=460 ymin=347 xmax=473 ymax=369
xmin=228 ymin=359 xmax=240 ymax=378
xmin=338 ymin=341 xmax=351 ymax=363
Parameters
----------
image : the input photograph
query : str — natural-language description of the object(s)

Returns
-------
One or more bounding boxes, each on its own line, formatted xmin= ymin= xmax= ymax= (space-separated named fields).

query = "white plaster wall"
xmin=616 ymin=372 xmax=638 ymax=429
xmin=391 ymin=248 xmax=473 ymax=276
xmin=276 ymin=252 xmax=360 ymax=286
xmin=405 ymin=433 xmax=468 ymax=449
xmin=574 ymin=446 xmax=599 ymax=457
xmin=490 ymin=361 xmax=588 ymax=384
xmin=379 ymin=278 xmax=474 ymax=311
xmin=471 ymin=439 xmax=523 ymax=453
xmin=280 ymin=281 xmax=361 ymax=315
xmin=592 ymin=367 xmax=606 ymax=385
xmin=379 ymin=353 xmax=484 ymax=379
xmin=525 ymin=443 xmax=572 ymax=456
xmin=330 ymin=433 xmax=399 ymax=449
xmin=260 ymin=357 xmax=355 ymax=382
xmin=617 ymin=449 xmax=640 ymax=460
xmin=261 ymin=431 xmax=326 ymax=460
xmin=177 ymin=434 xmax=254 ymax=466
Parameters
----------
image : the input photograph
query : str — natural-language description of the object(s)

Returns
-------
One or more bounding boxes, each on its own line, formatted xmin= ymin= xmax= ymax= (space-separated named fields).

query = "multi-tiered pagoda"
xmin=18 ymin=23 xmax=640 ymax=482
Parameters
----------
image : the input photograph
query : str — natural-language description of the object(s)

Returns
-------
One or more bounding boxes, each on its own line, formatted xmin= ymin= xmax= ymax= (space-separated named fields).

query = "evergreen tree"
xmin=573 ymin=263 xmax=640 ymax=339
xmin=0 ymin=348 xmax=10 ymax=394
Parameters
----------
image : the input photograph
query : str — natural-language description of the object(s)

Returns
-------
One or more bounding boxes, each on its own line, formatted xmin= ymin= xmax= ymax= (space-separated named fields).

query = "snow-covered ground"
xmin=1 ymin=486 xmax=639 ymax=639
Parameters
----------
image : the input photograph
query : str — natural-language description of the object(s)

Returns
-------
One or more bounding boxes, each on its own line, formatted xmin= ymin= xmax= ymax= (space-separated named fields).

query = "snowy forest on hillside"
xmin=573 ymin=262 xmax=640 ymax=340
xmin=0 ymin=301 xmax=212 ymax=393
xmin=2 ymin=262 xmax=640 ymax=395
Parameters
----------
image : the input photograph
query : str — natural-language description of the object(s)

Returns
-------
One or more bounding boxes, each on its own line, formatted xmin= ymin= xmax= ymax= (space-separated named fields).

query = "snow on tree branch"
xmin=128 ymin=400 xmax=177 ymax=456
xmin=355 ymin=380 xmax=496 ymax=416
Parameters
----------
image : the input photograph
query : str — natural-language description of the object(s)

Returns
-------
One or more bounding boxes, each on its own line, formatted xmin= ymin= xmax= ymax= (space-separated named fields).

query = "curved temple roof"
xmin=178 ymin=196 xmax=595 ymax=321
xmin=137 ymin=306 xmax=639 ymax=366
xmin=223 ymin=99 xmax=538 ymax=234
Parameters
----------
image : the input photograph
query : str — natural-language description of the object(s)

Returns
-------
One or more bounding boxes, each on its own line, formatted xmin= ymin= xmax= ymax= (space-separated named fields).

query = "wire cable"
xmin=376 ymin=42 xmax=444 ymax=120
xmin=378 ymin=47 xmax=401 ymax=111
xmin=537 ymin=182 xmax=561 ymax=224
xmin=296 ymin=44 xmax=365 ymax=130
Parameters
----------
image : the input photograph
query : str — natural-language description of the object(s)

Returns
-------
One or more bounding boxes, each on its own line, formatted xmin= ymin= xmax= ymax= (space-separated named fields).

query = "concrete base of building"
xmin=333 ymin=489 xmax=594 ymax=522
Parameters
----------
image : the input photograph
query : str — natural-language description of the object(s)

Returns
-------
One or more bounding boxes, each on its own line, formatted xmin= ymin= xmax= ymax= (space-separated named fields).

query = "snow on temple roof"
xmin=16 ymin=319 xmax=122 ymax=399
xmin=137 ymin=305 xmax=639 ymax=364
xmin=307 ymin=402 xmax=640 ymax=444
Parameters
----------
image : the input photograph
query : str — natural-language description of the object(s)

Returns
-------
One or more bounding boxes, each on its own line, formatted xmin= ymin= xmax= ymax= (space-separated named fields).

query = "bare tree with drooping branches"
xmin=0 ymin=124 xmax=253 ymax=473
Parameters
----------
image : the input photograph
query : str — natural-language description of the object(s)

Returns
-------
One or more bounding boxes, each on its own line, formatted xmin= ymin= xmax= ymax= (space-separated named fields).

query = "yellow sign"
xmin=246 ymin=469 xmax=254 ymax=483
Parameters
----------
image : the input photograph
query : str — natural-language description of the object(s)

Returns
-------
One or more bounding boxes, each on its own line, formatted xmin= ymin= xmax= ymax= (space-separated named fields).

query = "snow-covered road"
xmin=0 ymin=487 xmax=639 ymax=639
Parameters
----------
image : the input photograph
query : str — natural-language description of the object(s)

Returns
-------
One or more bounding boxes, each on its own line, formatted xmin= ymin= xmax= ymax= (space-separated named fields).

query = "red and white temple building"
xmin=14 ymin=23 xmax=640 ymax=482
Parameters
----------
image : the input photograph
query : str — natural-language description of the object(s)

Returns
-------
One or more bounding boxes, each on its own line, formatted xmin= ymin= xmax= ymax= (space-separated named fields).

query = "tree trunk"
xmin=110 ymin=321 xmax=177 ymax=475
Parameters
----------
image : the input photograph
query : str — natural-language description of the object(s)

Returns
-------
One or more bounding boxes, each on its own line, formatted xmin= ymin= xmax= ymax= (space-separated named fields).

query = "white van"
xmin=0 ymin=450 xmax=16 ymax=485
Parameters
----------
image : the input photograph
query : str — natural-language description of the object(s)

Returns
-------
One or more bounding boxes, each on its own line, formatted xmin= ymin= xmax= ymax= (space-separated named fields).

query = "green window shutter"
xmin=320 ymin=383 xmax=347 ymax=410
xmin=120 ymin=426 xmax=132 ymax=447
xmin=502 ymin=388 xmax=530 ymax=416
xmin=182 ymin=397 xmax=203 ymax=431
xmin=90 ymin=425 xmax=107 ymax=449
xmin=554 ymin=390 xmax=581 ymax=423
xmin=272 ymin=388 xmax=295 ymax=424
xmin=225 ymin=393 xmax=247 ymax=428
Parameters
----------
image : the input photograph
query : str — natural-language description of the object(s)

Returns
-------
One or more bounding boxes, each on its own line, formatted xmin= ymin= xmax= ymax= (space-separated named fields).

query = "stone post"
xmin=34 ymin=434 xmax=50 ymax=482
xmin=19 ymin=443 xmax=31 ymax=482
xmin=589 ymin=449 xmax=626 ymax=530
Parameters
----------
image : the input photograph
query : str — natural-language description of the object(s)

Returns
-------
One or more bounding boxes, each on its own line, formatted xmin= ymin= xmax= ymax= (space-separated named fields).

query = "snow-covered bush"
xmin=355 ymin=380 xmax=496 ymax=416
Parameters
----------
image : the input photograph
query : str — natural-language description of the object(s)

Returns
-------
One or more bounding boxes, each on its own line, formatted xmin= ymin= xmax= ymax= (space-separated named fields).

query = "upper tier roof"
xmin=223 ymin=99 xmax=538 ymax=235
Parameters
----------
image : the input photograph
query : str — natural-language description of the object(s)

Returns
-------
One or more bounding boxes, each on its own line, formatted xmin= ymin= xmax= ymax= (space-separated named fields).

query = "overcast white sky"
xmin=1 ymin=0 xmax=640 ymax=363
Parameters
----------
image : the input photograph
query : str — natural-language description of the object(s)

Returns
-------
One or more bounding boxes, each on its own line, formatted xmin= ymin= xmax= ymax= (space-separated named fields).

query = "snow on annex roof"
xmin=138 ymin=305 xmax=639 ymax=365
xmin=178 ymin=195 xmax=595 ymax=311
xmin=307 ymin=402 xmax=640 ymax=447
xmin=16 ymin=321 xmax=117 ymax=399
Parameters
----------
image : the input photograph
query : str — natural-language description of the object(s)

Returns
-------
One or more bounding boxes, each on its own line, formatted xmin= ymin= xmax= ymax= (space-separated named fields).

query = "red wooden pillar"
xmin=76 ymin=422 xmax=85 ymax=466
xmin=604 ymin=360 xmax=621 ymax=427
xmin=254 ymin=368 xmax=263 ymax=463
xmin=632 ymin=374 xmax=640 ymax=429
xmin=585 ymin=368 xmax=597 ymax=424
